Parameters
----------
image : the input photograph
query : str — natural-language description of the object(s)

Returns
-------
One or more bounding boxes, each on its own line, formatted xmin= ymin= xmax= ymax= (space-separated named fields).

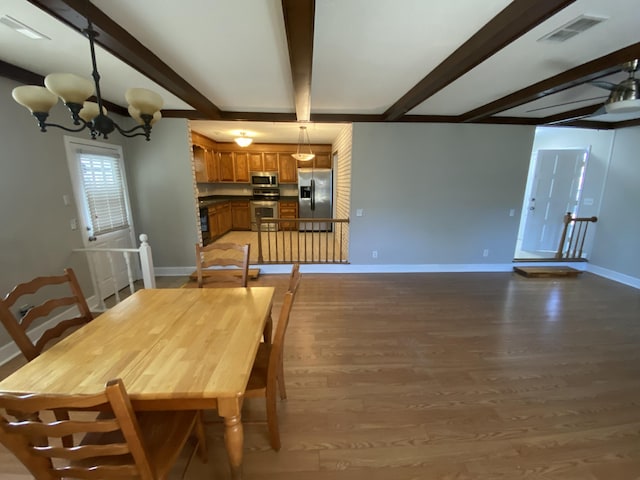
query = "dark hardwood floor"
xmin=2 ymin=272 xmax=640 ymax=479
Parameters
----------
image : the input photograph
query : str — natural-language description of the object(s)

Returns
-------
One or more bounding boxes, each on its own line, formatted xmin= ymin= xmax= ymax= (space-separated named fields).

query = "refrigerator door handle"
xmin=310 ymin=179 xmax=315 ymax=211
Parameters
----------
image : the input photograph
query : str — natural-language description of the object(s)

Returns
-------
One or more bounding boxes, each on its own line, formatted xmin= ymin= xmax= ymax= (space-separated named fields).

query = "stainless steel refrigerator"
xmin=298 ymin=168 xmax=332 ymax=231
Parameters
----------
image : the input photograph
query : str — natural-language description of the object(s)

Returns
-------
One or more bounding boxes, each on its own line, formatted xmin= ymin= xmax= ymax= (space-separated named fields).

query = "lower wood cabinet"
xmin=231 ymin=200 xmax=251 ymax=230
xmin=279 ymin=200 xmax=298 ymax=231
xmin=208 ymin=201 xmax=233 ymax=240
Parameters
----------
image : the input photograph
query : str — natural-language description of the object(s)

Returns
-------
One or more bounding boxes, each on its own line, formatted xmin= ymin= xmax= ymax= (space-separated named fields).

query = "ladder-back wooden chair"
xmin=245 ymin=264 xmax=302 ymax=451
xmin=0 ymin=268 xmax=93 ymax=361
xmin=0 ymin=378 xmax=207 ymax=480
xmin=192 ymin=242 xmax=251 ymax=288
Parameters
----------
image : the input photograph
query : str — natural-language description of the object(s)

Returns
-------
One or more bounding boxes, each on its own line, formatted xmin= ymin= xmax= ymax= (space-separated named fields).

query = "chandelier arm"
xmin=112 ymin=122 xmax=151 ymax=141
xmin=32 ymin=112 xmax=90 ymax=133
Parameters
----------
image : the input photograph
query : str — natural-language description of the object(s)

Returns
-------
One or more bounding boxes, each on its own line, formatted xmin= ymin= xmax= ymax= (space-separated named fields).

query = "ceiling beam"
xmin=461 ymin=42 xmax=640 ymax=122
xmin=26 ymin=0 xmax=222 ymax=118
xmin=382 ymin=0 xmax=576 ymax=121
xmin=281 ymin=0 xmax=315 ymax=122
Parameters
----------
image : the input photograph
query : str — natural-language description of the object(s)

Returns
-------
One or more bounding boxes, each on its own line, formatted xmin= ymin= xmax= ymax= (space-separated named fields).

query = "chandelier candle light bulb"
xmin=12 ymin=18 xmax=162 ymax=141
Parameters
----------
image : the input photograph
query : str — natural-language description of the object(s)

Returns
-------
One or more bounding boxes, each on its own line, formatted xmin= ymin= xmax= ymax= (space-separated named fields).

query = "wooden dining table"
xmin=0 ymin=286 xmax=275 ymax=480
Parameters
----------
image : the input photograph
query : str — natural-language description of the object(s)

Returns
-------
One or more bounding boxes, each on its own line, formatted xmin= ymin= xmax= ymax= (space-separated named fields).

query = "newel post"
xmin=138 ymin=234 xmax=156 ymax=288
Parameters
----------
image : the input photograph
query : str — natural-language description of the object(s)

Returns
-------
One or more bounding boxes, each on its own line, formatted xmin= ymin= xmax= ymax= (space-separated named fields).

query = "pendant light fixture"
xmin=234 ymin=131 xmax=253 ymax=147
xmin=291 ymin=126 xmax=315 ymax=161
xmin=12 ymin=11 xmax=162 ymax=141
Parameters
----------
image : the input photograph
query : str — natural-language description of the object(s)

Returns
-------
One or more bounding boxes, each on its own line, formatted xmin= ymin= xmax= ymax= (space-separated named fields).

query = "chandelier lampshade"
xmin=291 ymin=126 xmax=315 ymax=161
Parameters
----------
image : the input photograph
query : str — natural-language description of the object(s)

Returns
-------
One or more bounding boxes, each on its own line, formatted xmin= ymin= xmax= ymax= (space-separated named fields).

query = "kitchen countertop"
xmin=198 ymin=195 xmax=298 ymax=207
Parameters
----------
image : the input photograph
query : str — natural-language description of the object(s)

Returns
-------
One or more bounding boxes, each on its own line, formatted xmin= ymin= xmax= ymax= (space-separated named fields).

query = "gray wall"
xmin=122 ymin=119 xmax=198 ymax=268
xmin=349 ymin=123 xmax=535 ymax=265
xmin=590 ymin=126 xmax=640 ymax=279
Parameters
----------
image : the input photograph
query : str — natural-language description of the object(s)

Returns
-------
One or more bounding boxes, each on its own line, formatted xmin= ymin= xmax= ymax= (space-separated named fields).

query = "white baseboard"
xmin=156 ymin=262 xmax=586 ymax=275
xmin=587 ymin=264 xmax=640 ymax=289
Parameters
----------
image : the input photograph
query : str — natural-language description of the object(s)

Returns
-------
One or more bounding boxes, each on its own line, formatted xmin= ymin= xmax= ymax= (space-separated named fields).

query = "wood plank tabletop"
xmin=0 ymin=287 xmax=275 ymax=405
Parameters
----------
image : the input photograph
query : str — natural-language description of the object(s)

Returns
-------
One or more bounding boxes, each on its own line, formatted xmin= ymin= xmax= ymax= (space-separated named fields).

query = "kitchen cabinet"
xmin=208 ymin=207 xmax=219 ymax=238
xmin=263 ymin=153 xmax=279 ymax=171
xmin=217 ymin=202 xmax=233 ymax=234
xmin=296 ymin=152 xmax=332 ymax=169
xmin=248 ymin=153 xmax=263 ymax=172
xmin=205 ymin=148 xmax=218 ymax=182
xmin=231 ymin=200 xmax=251 ymax=230
xmin=278 ymin=154 xmax=298 ymax=183
xmin=193 ymin=146 xmax=207 ymax=183
xmin=314 ymin=152 xmax=332 ymax=169
xmin=249 ymin=152 xmax=279 ymax=172
xmin=279 ymin=200 xmax=298 ymax=231
xmin=234 ymin=152 xmax=250 ymax=183
xmin=218 ymin=152 xmax=234 ymax=182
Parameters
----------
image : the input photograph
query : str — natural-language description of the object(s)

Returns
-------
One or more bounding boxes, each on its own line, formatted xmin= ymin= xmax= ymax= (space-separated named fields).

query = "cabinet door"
xmin=193 ymin=146 xmax=207 ymax=183
xmin=231 ymin=201 xmax=251 ymax=230
xmin=279 ymin=154 xmax=298 ymax=183
xmin=263 ymin=153 xmax=278 ymax=171
xmin=218 ymin=202 xmax=232 ymax=234
xmin=234 ymin=152 xmax=250 ymax=183
xmin=218 ymin=152 xmax=234 ymax=182
xmin=205 ymin=149 xmax=219 ymax=182
xmin=248 ymin=153 xmax=263 ymax=172
xmin=314 ymin=152 xmax=332 ymax=169
xmin=208 ymin=210 xmax=219 ymax=238
xmin=279 ymin=200 xmax=298 ymax=230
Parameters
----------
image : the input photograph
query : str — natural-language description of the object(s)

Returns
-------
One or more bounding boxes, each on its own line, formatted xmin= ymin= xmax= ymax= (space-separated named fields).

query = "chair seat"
xmin=77 ymin=410 xmax=200 ymax=476
xmin=245 ymin=343 xmax=270 ymax=395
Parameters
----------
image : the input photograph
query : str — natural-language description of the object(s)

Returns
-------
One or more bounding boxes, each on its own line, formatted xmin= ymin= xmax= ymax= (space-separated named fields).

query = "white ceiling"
xmin=1 ymin=0 xmax=639 ymax=145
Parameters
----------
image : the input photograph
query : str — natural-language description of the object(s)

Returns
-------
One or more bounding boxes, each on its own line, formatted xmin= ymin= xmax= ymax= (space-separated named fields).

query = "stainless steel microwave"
xmin=250 ymin=171 xmax=278 ymax=187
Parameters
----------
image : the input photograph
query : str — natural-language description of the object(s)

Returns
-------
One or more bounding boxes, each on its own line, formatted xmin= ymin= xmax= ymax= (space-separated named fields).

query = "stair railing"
xmin=256 ymin=218 xmax=350 ymax=264
xmin=555 ymin=213 xmax=598 ymax=260
xmin=73 ymin=234 xmax=155 ymax=310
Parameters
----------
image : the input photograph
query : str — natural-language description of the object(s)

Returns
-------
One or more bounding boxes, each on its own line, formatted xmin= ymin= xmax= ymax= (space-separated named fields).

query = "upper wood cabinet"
xmin=263 ymin=153 xmax=279 ymax=171
xmin=314 ymin=152 xmax=332 ymax=169
xmin=248 ymin=153 xmax=263 ymax=172
xmin=205 ymin=148 xmax=218 ymax=182
xmin=193 ymin=146 xmax=207 ymax=183
xmin=234 ymin=152 xmax=250 ymax=183
xmin=218 ymin=152 xmax=234 ymax=182
xmin=249 ymin=152 xmax=279 ymax=172
xmin=278 ymin=154 xmax=298 ymax=183
xmin=296 ymin=152 xmax=332 ymax=169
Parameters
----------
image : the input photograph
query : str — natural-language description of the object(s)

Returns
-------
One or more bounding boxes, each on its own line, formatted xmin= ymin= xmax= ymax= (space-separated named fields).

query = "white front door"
xmin=520 ymin=148 xmax=589 ymax=254
xmin=65 ymin=136 xmax=137 ymax=301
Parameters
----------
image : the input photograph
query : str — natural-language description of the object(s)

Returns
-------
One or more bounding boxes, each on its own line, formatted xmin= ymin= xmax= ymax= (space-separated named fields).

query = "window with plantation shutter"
xmin=78 ymin=152 xmax=129 ymax=235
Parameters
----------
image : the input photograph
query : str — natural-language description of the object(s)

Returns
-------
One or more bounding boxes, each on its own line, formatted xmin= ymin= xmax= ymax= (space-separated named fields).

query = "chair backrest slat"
xmin=0 ymin=268 xmax=93 ymax=361
xmin=0 ymin=378 xmax=156 ymax=480
xmin=196 ymin=242 xmax=250 ymax=287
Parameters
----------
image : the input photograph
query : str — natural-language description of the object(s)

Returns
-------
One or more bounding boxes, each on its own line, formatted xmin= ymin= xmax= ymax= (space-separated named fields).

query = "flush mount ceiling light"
xmin=11 ymin=7 xmax=162 ymax=141
xmin=234 ymin=131 xmax=253 ymax=147
xmin=291 ymin=126 xmax=315 ymax=161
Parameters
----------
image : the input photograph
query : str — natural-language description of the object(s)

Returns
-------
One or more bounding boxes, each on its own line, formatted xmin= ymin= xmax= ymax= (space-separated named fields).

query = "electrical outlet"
xmin=483 ymin=249 xmax=489 ymax=257
xmin=509 ymin=208 xmax=515 ymax=217
xmin=356 ymin=209 xmax=364 ymax=217
xmin=70 ymin=218 xmax=78 ymax=230
xmin=372 ymin=250 xmax=378 ymax=259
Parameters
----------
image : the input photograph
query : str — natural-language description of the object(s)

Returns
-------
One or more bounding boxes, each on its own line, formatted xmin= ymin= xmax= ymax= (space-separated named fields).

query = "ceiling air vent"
xmin=538 ymin=15 xmax=607 ymax=43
